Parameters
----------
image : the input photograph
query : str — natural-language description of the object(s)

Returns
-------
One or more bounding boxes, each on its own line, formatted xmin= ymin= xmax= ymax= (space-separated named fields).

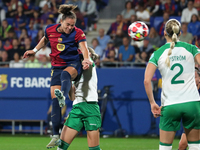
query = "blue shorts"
xmin=50 ymin=61 xmax=82 ymax=86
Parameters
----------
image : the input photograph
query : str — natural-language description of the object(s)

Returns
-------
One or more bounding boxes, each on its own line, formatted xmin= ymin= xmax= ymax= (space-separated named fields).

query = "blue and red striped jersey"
xmin=45 ymin=24 xmax=86 ymax=67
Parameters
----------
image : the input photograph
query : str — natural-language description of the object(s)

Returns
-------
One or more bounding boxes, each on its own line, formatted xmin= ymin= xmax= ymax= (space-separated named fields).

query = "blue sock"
xmin=51 ymin=98 xmax=61 ymax=135
xmin=61 ymin=71 xmax=71 ymax=97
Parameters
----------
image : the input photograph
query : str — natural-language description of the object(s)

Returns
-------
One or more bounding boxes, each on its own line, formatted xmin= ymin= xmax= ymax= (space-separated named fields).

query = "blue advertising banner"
xmin=0 ymin=68 xmax=164 ymax=135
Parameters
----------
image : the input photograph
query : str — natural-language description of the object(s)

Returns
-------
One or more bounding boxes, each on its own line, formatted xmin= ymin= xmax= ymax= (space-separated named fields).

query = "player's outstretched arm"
xmin=23 ymin=36 xmax=49 ymax=59
xmin=79 ymin=41 xmax=92 ymax=70
xmin=144 ymin=63 xmax=161 ymax=118
xmin=195 ymin=53 xmax=200 ymax=66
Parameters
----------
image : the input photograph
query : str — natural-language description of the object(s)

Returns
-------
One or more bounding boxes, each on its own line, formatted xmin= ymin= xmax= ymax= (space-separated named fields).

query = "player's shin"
xmin=52 ymin=98 xmax=62 ymax=135
xmin=61 ymin=71 xmax=71 ymax=97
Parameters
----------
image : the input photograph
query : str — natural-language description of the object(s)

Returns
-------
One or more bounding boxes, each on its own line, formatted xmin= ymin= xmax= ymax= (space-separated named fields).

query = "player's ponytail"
xmin=164 ymin=19 xmax=181 ymax=67
xmin=58 ymin=4 xmax=77 ymax=21
xmin=88 ymin=47 xmax=99 ymax=61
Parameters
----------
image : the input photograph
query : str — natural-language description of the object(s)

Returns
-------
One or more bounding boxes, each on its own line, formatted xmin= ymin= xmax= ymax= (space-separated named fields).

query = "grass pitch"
xmin=0 ymin=134 xmax=180 ymax=150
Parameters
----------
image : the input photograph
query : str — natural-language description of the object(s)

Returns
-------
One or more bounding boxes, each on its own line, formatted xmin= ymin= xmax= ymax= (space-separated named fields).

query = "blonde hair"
xmin=58 ymin=4 xmax=77 ymax=21
xmin=88 ymin=47 xmax=99 ymax=61
xmin=165 ymin=19 xmax=181 ymax=67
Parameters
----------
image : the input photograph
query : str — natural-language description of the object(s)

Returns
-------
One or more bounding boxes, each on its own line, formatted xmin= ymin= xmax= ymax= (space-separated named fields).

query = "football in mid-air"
xmin=128 ymin=21 xmax=149 ymax=41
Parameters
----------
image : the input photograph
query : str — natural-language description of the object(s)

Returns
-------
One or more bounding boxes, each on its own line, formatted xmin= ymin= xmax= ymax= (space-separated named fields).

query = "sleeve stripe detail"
xmin=194 ymin=51 xmax=200 ymax=58
xmin=78 ymin=39 xmax=86 ymax=43
xmin=148 ymin=61 xmax=158 ymax=67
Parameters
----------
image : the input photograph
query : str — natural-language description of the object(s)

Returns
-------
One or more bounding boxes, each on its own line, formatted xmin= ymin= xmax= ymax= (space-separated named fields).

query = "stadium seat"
xmin=6 ymin=18 xmax=14 ymax=26
xmin=84 ymin=17 xmax=88 ymax=28
xmin=29 ymin=30 xmax=38 ymax=40
xmin=169 ymin=16 xmax=181 ymax=22
xmin=153 ymin=17 xmax=163 ymax=32
xmin=15 ymin=30 xmax=21 ymax=38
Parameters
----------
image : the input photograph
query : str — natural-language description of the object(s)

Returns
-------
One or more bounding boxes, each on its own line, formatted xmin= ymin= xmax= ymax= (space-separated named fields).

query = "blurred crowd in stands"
xmin=0 ymin=0 xmax=200 ymax=68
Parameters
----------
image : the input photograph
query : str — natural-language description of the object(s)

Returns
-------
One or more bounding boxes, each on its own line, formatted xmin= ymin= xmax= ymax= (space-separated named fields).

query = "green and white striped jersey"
xmin=149 ymin=41 xmax=200 ymax=106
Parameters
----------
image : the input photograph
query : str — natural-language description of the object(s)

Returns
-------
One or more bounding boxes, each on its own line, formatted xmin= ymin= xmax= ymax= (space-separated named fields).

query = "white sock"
xmin=188 ymin=143 xmax=200 ymax=150
xmin=159 ymin=144 xmax=172 ymax=150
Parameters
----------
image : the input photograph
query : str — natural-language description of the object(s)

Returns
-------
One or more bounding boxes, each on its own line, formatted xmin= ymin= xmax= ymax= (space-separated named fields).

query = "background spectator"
xmin=177 ymin=0 xmax=188 ymax=16
xmin=101 ymin=50 xmax=118 ymax=67
xmin=97 ymin=28 xmax=110 ymax=51
xmin=106 ymin=14 xmax=128 ymax=39
xmin=35 ymin=45 xmax=51 ymax=62
xmin=127 ymin=14 xmax=137 ymax=27
xmin=0 ymin=40 xmax=4 ymax=58
xmin=14 ymin=5 xmax=27 ymax=30
xmin=40 ymin=55 xmax=51 ymax=68
xmin=3 ymin=39 xmax=13 ymax=51
xmin=29 ymin=9 xmax=41 ymax=30
xmin=148 ymin=27 xmax=161 ymax=50
xmin=40 ymin=4 xmax=54 ymax=27
xmin=181 ymin=0 xmax=198 ymax=23
xmin=162 ymin=0 xmax=176 ymax=16
xmin=104 ymin=40 xmax=118 ymax=60
xmin=179 ymin=22 xmax=193 ymax=43
xmin=80 ymin=0 xmax=98 ymax=31
xmin=187 ymin=14 xmax=200 ymax=40
xmin=9 ymin=52 xmax=24 ymax=68
xmin=113 ymin=28 xmax=125 ymax=49
xmin=18 ymin=28 xmax=30 ymax=49
xmin=121 ymin=1 xmax=135 ymax=23
xmin=7 ymin=38 xmax=22 ymax=60
xmin=136 ymin=2 xmax=150 ymax=27
xmin=24 ymin=55 xmax=40 ymax=68
xmin=0 ymin=50 xmax=9 ymax=67
xmin=147 ymin=0 xmax=161 ymax=17
xmin=118 ymin=36 xmax=135 ymax=65
xmin=194 ymin=0 xmax=200 ymax=13
xmin=23 ymin=0 xmax=34 ymax=18
xmin=0 ymin=20 xmax=12 ymax=40
xmin=91 ymin=38 xmax=103 ymax=59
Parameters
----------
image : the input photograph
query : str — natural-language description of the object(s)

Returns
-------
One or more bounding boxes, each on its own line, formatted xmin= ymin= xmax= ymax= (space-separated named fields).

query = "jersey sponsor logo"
xmin=0 ymin=74 xmax=8 ymax=91
xmin=56 ymin=43 xmax=65 ymax=51
xmin=81 ymin=33 xmax=85 ymax=37
xmin=58 ymin=38 xmax=62 ymax=43
xmin=89 ymin=124 xmax=97 ymax=126
xmin=50 ymin=35 xmax=55 ymax=37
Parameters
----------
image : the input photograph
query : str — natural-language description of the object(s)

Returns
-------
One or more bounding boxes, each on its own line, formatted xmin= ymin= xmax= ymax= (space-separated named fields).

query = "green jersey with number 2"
xmin=149 ymin=41 xmax=200 ymax=106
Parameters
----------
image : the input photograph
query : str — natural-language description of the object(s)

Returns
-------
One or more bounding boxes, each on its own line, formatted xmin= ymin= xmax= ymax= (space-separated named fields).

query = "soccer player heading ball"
xmin=23 ymin=4 xmax=92 ymax=148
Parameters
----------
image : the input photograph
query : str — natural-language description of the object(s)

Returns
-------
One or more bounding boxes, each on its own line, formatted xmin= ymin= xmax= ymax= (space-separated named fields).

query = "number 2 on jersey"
xmin=170 ymin=63 xmax=184 ymax=84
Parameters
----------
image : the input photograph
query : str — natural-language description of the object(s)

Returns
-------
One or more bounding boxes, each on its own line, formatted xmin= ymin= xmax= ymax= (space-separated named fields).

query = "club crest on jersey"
xmin=0 ymin=74 xmax=8 ymax=91
xmin=58 ymin=38 xmax=62 ymax=43
xmin=81 ymin=33 xmax=85 ymax=37
xmin=57 ymin=43 xmax=65 ymax=51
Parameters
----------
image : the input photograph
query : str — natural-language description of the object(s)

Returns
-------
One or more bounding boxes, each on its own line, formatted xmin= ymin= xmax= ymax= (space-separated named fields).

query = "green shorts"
xmin=159 ymin=101 xmax=200 ymax=131
xmin=64 ymin=102 xmax=101 ymax=132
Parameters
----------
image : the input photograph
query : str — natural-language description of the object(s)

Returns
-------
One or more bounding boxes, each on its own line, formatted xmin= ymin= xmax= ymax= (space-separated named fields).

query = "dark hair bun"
xmin=58 ymin=4 xmax=77 ymax=15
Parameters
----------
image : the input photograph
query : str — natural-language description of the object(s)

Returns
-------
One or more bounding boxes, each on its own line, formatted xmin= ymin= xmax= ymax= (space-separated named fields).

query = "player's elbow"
xmin=144 ymin=79 xmax=151 ymax=87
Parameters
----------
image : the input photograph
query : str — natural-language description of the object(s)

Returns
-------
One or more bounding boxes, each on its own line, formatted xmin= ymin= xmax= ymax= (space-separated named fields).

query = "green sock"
xmin=89 ymin=145 xmax=101 ymax=150
xmin=58 ymin=140 xmax=70 ymax=150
